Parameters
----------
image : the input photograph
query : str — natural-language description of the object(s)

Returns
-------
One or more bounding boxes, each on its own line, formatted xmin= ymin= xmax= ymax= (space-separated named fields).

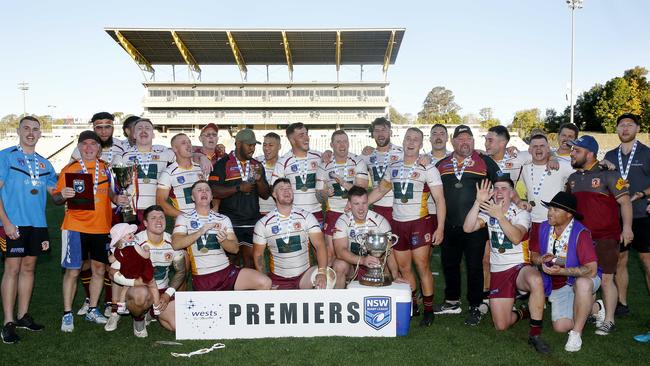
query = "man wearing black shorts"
xmin=603 ymin=113 xmax=650 ymax=316
xmin=210 ymin=129 xmax=270 ymax=268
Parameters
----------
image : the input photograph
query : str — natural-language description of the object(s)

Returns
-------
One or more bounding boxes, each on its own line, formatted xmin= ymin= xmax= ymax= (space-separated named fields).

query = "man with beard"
xmin=157 ymin=133 xmax=205 ymax=218
xmin=368 ymin=127 xmax=446 ymax=326
xmin=566 ymin=135 xmax=634 ymax=336
xmin=555 ymin=123 xmax=579 ymax=163
xmin=434 ymin=125 xmax=501 ymax=326
xmin=255 ymin=132 xmax=282 ymax=215
xmin=522 ymin=134 xmax=574 ymax=255
xmin=0 ymin=116 xmax=57 ymax=344
xmin=317 ymin=130 xmax=369 ymax=264
xmin=253 ymin=178 xmax=332 ymax=289
xmin=111 ymin=205 xmax=186 ymax=336
xmin=361 ymin=118 xmax=403 ymax=225
xmin=463 ymin=176 xmax=550 ymax=354
xmin=210 ymin=129 xmax=270 ymax=268
xmin=603 ymin=113 xmax=650 ymax=316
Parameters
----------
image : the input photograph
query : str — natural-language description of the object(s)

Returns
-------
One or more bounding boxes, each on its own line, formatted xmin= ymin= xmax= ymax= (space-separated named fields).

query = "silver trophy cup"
xmin=111 ymin=163 xmax=136 ymax=223
xmin=355 ymin=232 xmax=399 ymax=286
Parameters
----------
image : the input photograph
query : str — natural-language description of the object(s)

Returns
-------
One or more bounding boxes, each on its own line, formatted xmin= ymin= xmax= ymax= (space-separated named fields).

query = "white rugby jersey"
xmin=521 ymin=160 xmax=574 ymax=223
xmin=71 ymin=138 xmax=126 ymax=165
xmin=332 ymin=211 xmax=391 ymax=255
xmin=253 ymin=208 xmax=321 ymax=278
xmin=382 ymin=161 xmax=442 ymax=222
xmin=427 ymin=151 xmax=450 ymax=215
xmin=478 ymin=203 xmax=532 ymax=272
xmin=255 ymin=155 xmax=277 ymax=214
xmin=157 ymin=162 xmax=205 ymax=214
xmin=362 ymin=144 xmax=403 ymax=208
xmin=272 ymin=150 xmax=322 ymax=214
xmin=114 ymin=145 xmax=175 ymax=209
xmin=494 ymin=151 xmax=530 ymax=182
xmin=135 ymin=231 xmax=182 ymax=290
xmin=316 ymin=154 xmax=368 ymax=213
xmin=173 ymin=210 xmax=234 ymax=276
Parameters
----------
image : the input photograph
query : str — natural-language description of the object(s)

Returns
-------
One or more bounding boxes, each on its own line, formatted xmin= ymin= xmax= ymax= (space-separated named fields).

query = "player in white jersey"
xmin=521 ymin=134 xmax=574 ymax=252
xmin=108 ymin=205 xmax=186 ymax=336
xmin=361 ymin=118 xmax=404 ymax=224
xmin=272 ymin=123 xmax=325 ymax=223
xmin=485 ymin=125 xmax=531 ymax=185
xmin=554 ymin=123 xmax=579 ymax=164
xmin=172 ymin=181 xmax=270 ymax=292
xmin=255 ymin=132 xmax=282 ymax=215
xmin=317 ymin=130 xmax=369 ymax=263
xmin=427 ymin=124 xmax=451 ymax=216
xmin=368 ymin=127 xmax=446 ymax=326
xmin=156 ymin=133 xmax=205 ymax=217
xmin=463 ymin=175 xmax=550 ymax=353
xmin=70 ymin=112 xmax=126 ymax=165
xmin=332 ymin=186 xmax=402 ymax=288
xmin=253 ymin=178 xmax=337 ymax=289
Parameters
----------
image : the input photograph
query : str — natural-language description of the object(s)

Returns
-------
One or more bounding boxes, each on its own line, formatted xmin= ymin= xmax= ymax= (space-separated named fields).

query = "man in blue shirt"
xmin=0 ymin=116 xmax=57 ymax=344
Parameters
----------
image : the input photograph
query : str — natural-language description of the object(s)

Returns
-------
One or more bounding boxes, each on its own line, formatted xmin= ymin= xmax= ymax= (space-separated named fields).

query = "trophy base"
xmin=359 ymin=275 xmax=392 ymax=287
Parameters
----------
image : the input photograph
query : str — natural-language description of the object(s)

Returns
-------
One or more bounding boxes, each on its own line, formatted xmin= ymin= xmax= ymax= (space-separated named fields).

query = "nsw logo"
xmin=73 ymin=179 xmax=85 ymax=193
xmin=364 ymin=296 xmax=391 ymax=330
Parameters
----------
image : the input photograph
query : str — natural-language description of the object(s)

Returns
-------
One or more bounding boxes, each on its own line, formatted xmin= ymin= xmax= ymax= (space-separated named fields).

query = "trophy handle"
xmin=389 ymin=233 xmax=399 ymax=247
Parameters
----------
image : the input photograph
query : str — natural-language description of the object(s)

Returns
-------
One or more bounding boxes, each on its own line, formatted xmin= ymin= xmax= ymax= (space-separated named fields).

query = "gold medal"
xmin=400 ymin=197 xmax=408 ymax=203
xmin=498 ymin=247 xmax=506 ymax=254
xmin=143 ymin=178 xmax=151 ymax=184
xmin=30 ymin=189 xmax=39 ymax=195
xmin=199 ymin=247 xmax=209 ymax=254
xmin=301 ymin=186 xmax=308 ymax=192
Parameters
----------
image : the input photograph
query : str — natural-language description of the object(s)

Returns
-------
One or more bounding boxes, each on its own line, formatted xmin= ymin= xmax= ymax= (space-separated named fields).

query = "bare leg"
xmin=393 ymin=250 xmax=415 ymax=291
xmin=62 ymin=269 xmax=81 ymax=312
xmin=615 ymin=251 xmax=629 ymax=305
xmin=640 ymin=253 xmax=650 ymax=293
xmin=489 ymin=298 xmax=517 ymax=330
xmin=89 ymin=260 xmax=106 ymax=308
xmin=482 ymin=241 xmax=490 ymax=294
xmin=234 ymin=268 xmax=272 ymax=290
xmin=158 ymin=300 xmax=176 ymax=331
xmin=125 ymin=286 xmax=152 ymax=317
xmin=16 ymin=256 xmax=37 ymax=318
xmin=572 ymin=277 xmax=595 ymax=334
xmin=600 ymin=273 xmax=617 ymax=323
xmin=412 ymin=245 xmax=433 ymax=297
xmin=2 ymin=258 xmax=22 ymax=323
xmin=517 ymin=266 xmax=545 ymax=321
xmin=332 ymin=259 xmax=350 ymax=289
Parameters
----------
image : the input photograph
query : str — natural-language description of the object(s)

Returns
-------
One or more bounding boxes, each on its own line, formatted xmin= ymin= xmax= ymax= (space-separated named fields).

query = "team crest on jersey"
xmin=215 ymin=223 xmax=222 ymax=231
xmin=291 ymin=164 xmax=298 ymax=172
xmin=177 ymin=176 xmax=186 ymax=184
xmin=348 ymin=168 xmax=355 ymax=176
xmin=349 ymin=229 xmax=356 ymax=238
xmin=370 ymin=156 xmax=376 ymax=163
xmin=411 ymin=172 xmax=420 ymax=179
xmin=311 ymin=161 xmax=317 ymax=169
xmin=152 ymin=155 xmax=160 ymax=160
xmin=73 ymin=179 xmax=85 ymax=193
xmin=465 ymin=159 xmax=475 ymax=167
xmin=364 ymin=296 xmax=391 ymax=330
xmin=190 ymin=221 xmax=199 ymax=229
xmin=391 ymin=169 xmax=398 ymax=178
xmin=164 ymin=252 xmax=173 ymax=262
xmin=271 ymin=226 xmax=280 ymax=234
xmin=569 ymin=180 xmax=576 ymax=189
xmin=489 ymin=217 xmax=497 ymax=226
xmin=424 ymin=233 xmax=431 ymax=243
xmin=128 ymin=156 xmax=137 ymax=162
xmin=390 ymin=155 xmax=399 ymax=162
xmin=293 ymin=222 xmax=301 ymax=230
xmin=505 ymin=162 xmax=514 ymax=169
xmin=591 ymin=178 xmax=601 ymax=189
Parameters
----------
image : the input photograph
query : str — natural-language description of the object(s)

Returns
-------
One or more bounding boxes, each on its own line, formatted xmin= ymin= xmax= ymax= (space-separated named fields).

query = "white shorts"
xmin=548 ymin=276 xmax=601 ymax=322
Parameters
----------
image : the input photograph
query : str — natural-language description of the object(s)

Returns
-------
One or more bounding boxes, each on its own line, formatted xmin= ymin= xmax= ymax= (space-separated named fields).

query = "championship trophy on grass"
xmin=355 ymin=232 xmax=399 ymax=286
xmin=111 ymin=163 xmax=136 ymax=223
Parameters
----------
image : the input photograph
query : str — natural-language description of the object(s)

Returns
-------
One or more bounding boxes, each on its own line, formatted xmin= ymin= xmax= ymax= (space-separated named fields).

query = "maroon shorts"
xmin=372 ymin=205 xmax=394 ymax=228
xmin=393 ymin=216 xmax=435 ymax=251
xmin=323 ymin=211 xmax=343 ymax=236
xmin=269 ymin=270 xmax=308 ymax=289
xmin=595 ymin=239 xmax=619 ymax=274
xmin=489 ymin=263 xmax=526 ymax=299
xmin=115 ymin=246 xmax=154 ymax=283
xmin=192 ymin=264 xmax=241 ymax=291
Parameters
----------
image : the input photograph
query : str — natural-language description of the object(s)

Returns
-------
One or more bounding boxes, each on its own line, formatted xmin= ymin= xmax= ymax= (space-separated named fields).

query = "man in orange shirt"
xmin=53 ymin=131 xmax=128 ymax=332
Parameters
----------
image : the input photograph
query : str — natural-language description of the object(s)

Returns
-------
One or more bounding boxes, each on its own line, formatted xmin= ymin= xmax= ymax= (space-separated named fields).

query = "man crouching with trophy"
xmin=111 ymin=163 xmax=136 ymax=223
xmin=332 ymin=186 xmax=404 ymax=289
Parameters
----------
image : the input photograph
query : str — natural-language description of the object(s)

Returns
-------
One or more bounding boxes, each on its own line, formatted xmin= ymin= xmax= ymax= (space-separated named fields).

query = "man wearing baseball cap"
xmin=529 ymin=191 xmax=601 ymax=352
xmin=193 ymin=123 xmax=224 ymax=168
xmin=209 ymin=129 xmax=270 ymax=268
xmin=54 ymin=131 xmax=129 ymax=332
xmin=566 ymin=134 xmax=633 ymax=336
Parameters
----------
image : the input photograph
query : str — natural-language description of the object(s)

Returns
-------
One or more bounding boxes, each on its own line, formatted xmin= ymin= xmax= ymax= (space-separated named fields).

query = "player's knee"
xmin=493 ymin=320 xmax=510 ymax=331
xmin=574 ymin=277 xmax=593 ymax=295
xmin=257 ymin=274 xmax=272 ymax=290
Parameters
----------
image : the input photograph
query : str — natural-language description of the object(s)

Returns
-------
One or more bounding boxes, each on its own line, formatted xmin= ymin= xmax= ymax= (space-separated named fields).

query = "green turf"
xmin=1 ymin=200 xmax=649 ymax=365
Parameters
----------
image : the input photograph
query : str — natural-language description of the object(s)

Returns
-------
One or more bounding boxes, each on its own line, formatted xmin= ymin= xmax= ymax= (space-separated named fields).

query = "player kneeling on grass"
xmin=331 ymin=186 xmax=404 ymax=288
xmin=463 ymin=175 xmax=550 ymax=354
xmin=108 ymin=223 xmax=160 ymax=318
xmin=253 ymin=178 xmax=340 ymax=289
xmin=172 ymin=180 xmax=271 ymax=292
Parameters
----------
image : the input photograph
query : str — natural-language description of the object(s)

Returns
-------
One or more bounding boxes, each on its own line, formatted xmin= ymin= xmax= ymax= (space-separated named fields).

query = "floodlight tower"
xmin=18 ymin=81 xmax=29 ymax=116
xmin=566 ymin=0 xmax=584 ymax=126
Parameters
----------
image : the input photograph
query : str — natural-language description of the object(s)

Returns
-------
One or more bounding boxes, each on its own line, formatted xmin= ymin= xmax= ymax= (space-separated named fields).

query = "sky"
xmin=1 ymin=0 xmax=649 ymax=124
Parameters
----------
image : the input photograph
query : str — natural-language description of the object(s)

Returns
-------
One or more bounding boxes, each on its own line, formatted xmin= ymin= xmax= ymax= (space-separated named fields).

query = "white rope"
xmin=171 ymin=343 xmax=226 ymax=358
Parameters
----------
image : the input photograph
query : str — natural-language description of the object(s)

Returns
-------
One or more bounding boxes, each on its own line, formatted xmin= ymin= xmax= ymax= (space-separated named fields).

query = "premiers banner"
xmin=176 ymin=285 xmax=410 ymax=340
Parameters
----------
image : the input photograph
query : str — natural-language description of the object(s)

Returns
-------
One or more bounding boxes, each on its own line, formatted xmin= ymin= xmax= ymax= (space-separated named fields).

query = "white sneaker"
xmin=104 ymin=303 xmax=113 ymax=318
xmin=104 ymin=313 xmax=120 ymax=332
xmin=594 ymin=299 xmax=605 ymax=328
xmin=76 ymin=298 xmax=90 ymax=316
xmin=565 ymin=330 xmax=582 ymax=352
xmin=61 ymin=313 xmax=74 ymax=332
xmin=117 ymin=302 xmax=130 ymax=315
xmin=133 ymin=319 xmax=148 ymax=338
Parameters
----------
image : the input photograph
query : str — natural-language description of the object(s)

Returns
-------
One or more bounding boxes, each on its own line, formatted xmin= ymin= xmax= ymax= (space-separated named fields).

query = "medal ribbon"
xmin=192 ymin=210 xmax=219 ymax=250
xmin=371 ymin=150 xmax=390 ymax=181
xmin=274 ymin=209 xmax=294 ymax=245
xmin=529 ymin=165 xmax=549 ymax=200
xmin=497 ymin=151 xmax=511 ymax=170
xmin=487 ymin=204 xmax=516 ymax=247
xmin=549 ymin=218 xmax=574 ymax=258
xmin=78 ymin=159 xmax=100 ymax=195
xmin=399 ymin=162 xmax=416 ymax=198
xmin=17 ymin=145 xmax=39 ymax=187
xmin=617 ymin=140 xmax=638 ymax=180
xmin=451 ymin=156 xmax=470 ymax=182
xmin=135 ymin=149 xmax=152 ymax=178
xmin=235 ymin=156 xmax=251 ymax=182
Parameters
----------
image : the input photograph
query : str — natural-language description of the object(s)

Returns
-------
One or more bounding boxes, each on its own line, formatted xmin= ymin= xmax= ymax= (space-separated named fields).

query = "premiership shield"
xmin=73 ymin=179 xmax=85 ymax=193
xmin=364 ymin=296 xmax=391 ymax=330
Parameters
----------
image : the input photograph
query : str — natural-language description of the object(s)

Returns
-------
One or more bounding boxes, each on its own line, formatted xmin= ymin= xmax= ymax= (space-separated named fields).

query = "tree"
xmin=574 ymin=84 xmax=605 ymax=132
xmin=389 ymin=106 xmax=410 ymax=125
xmin=595 ymin=77 xmax=643 ymax=133
xmin=417 ymin=86 xmax=462 ymax=124
xmin=478 ymin=107 xmax=501 ymax=129
xmin=544 ymin=108 xmax=568 ymax=133
xmin=511 ymin=109 xmax=544 ymax=138
xmin=462 ymin=113 xmax=480 ymax=125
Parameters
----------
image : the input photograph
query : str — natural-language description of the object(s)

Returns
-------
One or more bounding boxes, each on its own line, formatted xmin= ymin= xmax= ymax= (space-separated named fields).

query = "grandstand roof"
xmin=104 ymin=28 xmax=405 ymax=78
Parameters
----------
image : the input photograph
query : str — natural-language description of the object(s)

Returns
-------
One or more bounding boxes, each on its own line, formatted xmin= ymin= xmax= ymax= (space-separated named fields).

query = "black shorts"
xmin=1 ymin=226 xmax=50 ymax=258
xmin=620 ymin=217 xmax=650 ymax=253
xmin=233 ymin=226 xmax=254 ymax=247
xmin=81 ymin=233 xmax=110 ymax=264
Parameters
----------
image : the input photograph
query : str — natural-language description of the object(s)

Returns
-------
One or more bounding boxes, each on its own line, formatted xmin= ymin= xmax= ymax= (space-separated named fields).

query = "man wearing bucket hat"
xmin=253 ymin=178 xmax=337 ymax=289
xmin=529 ymin=191 xmax=601 ymax=352
xmin=566 ymin=135 xmax=633 ymax=336
xmin=463 ymin=174 xmax=549 ymax=353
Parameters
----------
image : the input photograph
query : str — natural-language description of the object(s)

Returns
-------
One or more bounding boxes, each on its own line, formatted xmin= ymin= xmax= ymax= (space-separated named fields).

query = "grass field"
xmin=1 ymin=199 xmax=649 ymax=365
